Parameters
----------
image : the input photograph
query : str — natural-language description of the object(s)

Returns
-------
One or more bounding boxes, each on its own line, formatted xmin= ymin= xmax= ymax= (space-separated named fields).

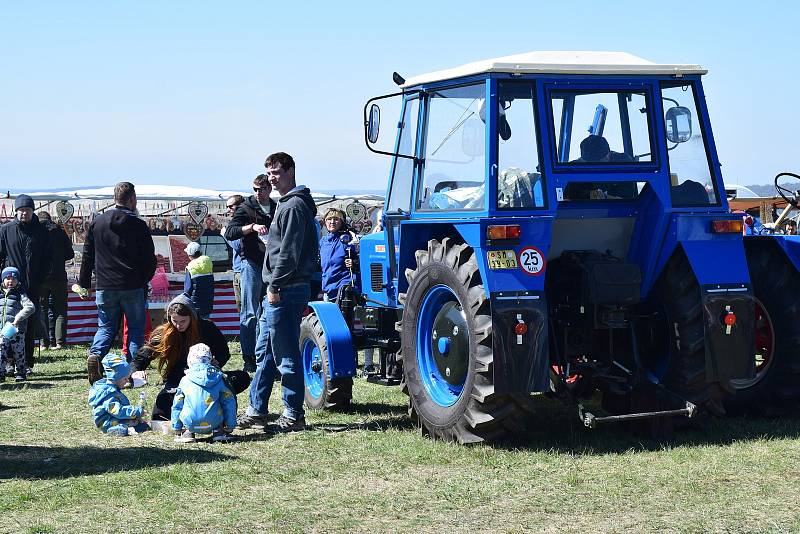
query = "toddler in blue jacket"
xmin=171 ymin=343 xmax=237 ymax=443
xmin=88 ymin=354 xmax=150 ymax=436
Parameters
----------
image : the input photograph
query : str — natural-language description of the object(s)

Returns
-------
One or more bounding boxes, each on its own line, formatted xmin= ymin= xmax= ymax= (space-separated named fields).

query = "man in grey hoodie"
xmin=237 ymin=152 xmax=317 ymax=433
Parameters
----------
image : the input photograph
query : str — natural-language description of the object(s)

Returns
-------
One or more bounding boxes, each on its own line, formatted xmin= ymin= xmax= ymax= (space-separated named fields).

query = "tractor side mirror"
xmin=461 ymin=118 xmax=483 ymax=157
xmin=367 ymin=104 xmax=381 ymax=144
xmin=665 ymin=106 xmax=692 ymax=143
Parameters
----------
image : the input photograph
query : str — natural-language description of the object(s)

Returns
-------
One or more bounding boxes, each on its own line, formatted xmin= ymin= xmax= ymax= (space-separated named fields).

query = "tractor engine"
xmin=546 ymin=251 xmax=642 ymax=395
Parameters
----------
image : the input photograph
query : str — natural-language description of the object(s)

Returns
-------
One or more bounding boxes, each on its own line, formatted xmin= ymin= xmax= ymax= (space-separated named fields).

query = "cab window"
xmin=551 ymin=89 xmax=653 ymax=164
xmin=660 ymin=82 xmax=718 ymax=206
xmin=496 ymin=81 xmax=545 ymax=209
xmin=417 ymin=84 xmax=485 ymax=211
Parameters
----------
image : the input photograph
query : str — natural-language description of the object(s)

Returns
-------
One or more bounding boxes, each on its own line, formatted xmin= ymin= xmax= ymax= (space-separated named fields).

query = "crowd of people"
xmin=0 ymin=150 xmax=376 ymax=439
xmin=80 ymin=151 xmax=375 ymax=440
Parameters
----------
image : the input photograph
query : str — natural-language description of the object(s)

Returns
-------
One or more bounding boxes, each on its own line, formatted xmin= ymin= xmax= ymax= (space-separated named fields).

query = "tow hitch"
xmin=577 ymin=401 xmax=697 ymax=429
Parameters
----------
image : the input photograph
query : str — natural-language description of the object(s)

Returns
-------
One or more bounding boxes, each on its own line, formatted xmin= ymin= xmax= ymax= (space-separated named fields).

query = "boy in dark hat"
xmin=0 ymin=267 xmax=36 ymax=381
xmin=0 ymin=194 xmax=50 ymax=375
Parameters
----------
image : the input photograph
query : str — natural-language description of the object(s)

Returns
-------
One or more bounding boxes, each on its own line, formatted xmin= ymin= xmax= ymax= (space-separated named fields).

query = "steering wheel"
xmin=774 ymin=172 xmax=800 ymax=207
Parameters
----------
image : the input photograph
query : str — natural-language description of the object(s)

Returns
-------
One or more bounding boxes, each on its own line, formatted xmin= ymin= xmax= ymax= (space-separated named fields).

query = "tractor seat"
xmin=671 ymin=180 xmax=711 ymax=206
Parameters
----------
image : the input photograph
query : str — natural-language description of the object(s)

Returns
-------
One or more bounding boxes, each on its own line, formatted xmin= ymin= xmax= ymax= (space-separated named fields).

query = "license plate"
xmin=487 ymin=250 xmax=517 ymax=270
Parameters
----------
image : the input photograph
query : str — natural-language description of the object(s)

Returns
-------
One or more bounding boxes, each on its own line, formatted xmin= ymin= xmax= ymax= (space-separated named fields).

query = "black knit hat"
xmin=14 ymin=195 xmax=34 ymax=211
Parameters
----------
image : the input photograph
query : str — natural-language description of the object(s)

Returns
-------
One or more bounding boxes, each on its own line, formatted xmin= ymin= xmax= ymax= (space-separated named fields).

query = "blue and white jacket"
xmin=88 ymin=381 xmax=143 ymax=433
xmin=171 ymin=363 xmax=237 ymax=434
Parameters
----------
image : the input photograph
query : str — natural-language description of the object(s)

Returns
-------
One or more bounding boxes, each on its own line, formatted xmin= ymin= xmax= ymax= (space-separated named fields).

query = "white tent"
xmin=2 ymin=185 xmax=383 ymax=219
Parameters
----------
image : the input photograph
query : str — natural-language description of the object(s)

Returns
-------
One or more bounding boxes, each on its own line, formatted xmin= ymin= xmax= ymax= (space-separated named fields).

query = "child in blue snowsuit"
xmin=171 ymin=343 xmax=237 ymax=443
xmin=88 ymin=354 xmax=150 ymax=436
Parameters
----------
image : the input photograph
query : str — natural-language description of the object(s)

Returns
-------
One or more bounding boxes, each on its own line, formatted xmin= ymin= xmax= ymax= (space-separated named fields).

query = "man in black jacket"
xmin=223 ymin=174 xmax=276 ymax=372
xmin=238 ymin=152 xmax=317 ymax=433
xmin=0 ymin=194 xmax=50 ymax=372
xmin=36 ymin=212 xmax=75 ymax=350
xmin=79 ymin=182 xmax=156 ymax=383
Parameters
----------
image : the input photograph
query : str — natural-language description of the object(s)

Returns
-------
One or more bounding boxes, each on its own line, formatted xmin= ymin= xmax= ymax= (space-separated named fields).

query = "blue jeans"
xmin=248 ymin=284 xmax=310 ymax=420
xmin=239 ymin=259 xmax=263 ymax=359
xmin=90 ymin=289 xmax=146 ymax=360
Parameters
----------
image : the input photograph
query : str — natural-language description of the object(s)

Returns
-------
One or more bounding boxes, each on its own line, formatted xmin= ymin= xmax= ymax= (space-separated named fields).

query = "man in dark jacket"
xmin=238 ymin=152 xmax=317 ymax=433
xmin=0 ymin=194 xmax=50 ymax=372
xmin=224 ymin=174 xmax=277 ymax=372
xmin=79 ymin=182 xmax=156 ymax=383
xmin=36 ymin=212 xmax=74 ymax=350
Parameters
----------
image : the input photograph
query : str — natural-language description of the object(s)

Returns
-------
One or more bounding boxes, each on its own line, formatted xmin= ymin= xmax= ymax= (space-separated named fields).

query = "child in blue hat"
xmin=171 ymin=343 xmax=237 ymax=443
xmin=88 ymin=353 xmax=150 ymax=436
xmin=0 ymin=267 xmax=35 ymax=381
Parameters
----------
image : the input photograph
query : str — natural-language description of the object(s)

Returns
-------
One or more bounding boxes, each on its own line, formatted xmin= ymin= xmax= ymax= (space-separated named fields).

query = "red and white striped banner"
xmin=67 ymin=282 xmax=240 ymax=344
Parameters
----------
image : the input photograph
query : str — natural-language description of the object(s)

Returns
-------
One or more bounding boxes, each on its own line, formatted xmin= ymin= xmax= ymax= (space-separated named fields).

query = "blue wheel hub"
xmin=302 ymin=338 xmax=324 ymax=399
xmin=416 ymin=285 xmax=470 ymax=407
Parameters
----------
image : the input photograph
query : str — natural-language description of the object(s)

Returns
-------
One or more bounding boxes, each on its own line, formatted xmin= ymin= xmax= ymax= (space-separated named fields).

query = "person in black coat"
xmin=36 ymin=212 xmax=74 ymax=349
xmin=79 ymin=182 xmax=156 ymax=383
xmin=130 ymin=294 xmax=250 ymax=421
xmin=223 ymin=174 xmax=277 ymax=372
xmin=0 ymin=194 xmax=50 ymax=371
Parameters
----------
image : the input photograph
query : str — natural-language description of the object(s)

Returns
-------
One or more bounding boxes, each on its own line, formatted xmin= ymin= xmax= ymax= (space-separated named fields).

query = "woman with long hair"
xmin=131 ymin=294 xmax=250 ymax=420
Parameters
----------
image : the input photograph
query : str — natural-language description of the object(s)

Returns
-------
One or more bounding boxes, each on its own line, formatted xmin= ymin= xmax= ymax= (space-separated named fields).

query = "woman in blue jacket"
xmin=319 ymin=208 xmax=359 ymax=302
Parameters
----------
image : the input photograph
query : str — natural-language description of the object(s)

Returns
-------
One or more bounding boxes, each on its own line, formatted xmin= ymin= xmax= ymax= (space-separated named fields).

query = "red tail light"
xmin=514 ymin=322 xmax=528 ymax=335
xmin=487 ymin=225 xmax=521 ymax=240
xmin=724 ymin=312 xmax=736 ymax=326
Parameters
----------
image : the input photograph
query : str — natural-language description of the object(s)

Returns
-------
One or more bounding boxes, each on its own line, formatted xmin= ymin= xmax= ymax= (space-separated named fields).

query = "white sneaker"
xmin=174 ymin=431 xmax=196 ymax=443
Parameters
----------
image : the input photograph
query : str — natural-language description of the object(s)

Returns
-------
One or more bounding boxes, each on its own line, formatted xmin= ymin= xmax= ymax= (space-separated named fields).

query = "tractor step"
xmin=577 ymin=401 xmax=696 ymax=429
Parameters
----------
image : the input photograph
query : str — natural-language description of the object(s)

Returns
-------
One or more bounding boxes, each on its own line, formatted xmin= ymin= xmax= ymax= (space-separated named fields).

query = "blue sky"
xmin=0 ymin=1 xmax=795 ymax=193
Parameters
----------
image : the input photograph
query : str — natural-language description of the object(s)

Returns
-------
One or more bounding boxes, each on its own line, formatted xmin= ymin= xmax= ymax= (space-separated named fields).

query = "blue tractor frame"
xmin=300 ymin=58 xmax=763 ymax=443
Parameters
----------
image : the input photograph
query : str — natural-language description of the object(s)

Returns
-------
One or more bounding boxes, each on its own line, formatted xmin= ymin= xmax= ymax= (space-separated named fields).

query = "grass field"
xmin=2 ymin=345 xmax=800 ymax=533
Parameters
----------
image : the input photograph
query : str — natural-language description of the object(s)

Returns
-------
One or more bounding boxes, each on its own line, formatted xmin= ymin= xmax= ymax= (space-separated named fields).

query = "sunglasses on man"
xmin=253 ymin=186 xmax=270 ymax=192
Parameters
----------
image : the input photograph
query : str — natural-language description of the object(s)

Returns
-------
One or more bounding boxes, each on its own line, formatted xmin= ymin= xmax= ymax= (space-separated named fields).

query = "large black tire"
xmin=725 ymin=239 xmax=800 ymax=415
xmin=649 ymin=249 xmax=724 ymax=413
xmin=398 ymin=238 xmax=527 ymax=444
xmin=300 ymin=314 xmax=353 ymax=411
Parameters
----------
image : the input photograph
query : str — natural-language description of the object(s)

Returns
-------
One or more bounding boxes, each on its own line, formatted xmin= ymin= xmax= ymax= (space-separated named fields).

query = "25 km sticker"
xmin=518 ymin=246 xmax=545 ymax=276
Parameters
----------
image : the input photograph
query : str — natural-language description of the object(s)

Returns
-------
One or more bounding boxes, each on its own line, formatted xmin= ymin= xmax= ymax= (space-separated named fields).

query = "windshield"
xmin=551 ymin=89 xmax=653 ymax=164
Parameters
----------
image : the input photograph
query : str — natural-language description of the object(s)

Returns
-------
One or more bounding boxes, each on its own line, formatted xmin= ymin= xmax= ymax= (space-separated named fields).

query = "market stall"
xmin=6 ymin=185 xmax=384 ymax=344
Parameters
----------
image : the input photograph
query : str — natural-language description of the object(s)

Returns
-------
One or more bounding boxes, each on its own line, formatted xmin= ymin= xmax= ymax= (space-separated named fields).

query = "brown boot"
xmin=87 ymin=353 xmax=103 ymax=384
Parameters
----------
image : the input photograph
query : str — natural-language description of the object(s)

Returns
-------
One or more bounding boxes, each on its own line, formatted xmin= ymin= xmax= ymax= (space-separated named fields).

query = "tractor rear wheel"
xmin=300 ymin=314 xmax=353 ymax=411
xmin=725 ymin=240 xmax=800 ymax=414
xmin=398 ymin=238 xmax=527 ymax=444
xmin=647 ymin=249 xmax=724 ymax=412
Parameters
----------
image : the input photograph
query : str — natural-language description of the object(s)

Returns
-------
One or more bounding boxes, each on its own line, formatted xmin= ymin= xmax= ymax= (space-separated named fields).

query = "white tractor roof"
xmin=402 ymin=51 xmax=706 ymax=87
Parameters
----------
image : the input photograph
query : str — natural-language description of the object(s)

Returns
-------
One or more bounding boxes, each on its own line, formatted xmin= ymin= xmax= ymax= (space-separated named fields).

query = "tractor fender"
xmin=749 ymin=235 xmax=800 ymax=272
xmin=307 ymin=302 xmax=357 ymax=379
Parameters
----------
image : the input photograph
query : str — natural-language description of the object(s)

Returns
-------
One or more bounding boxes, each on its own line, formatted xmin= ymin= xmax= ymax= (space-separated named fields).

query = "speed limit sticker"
xmin=518 ymin=246 xmax=545 ymax=276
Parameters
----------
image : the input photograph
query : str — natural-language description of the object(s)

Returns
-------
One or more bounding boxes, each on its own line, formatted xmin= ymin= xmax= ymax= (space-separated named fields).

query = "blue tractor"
xmin=301 ymin=52 xmax=760 ymax=443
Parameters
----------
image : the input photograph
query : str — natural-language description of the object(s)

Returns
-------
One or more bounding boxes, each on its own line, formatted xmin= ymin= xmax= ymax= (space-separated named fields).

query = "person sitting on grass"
xmin=171 ymin=343 xmax=237 ymax=443
xmin=88 ymin=353 xmax=150 ymax=436
xmin=0 ymin=267 xmax=36 ymax=382
xmin=131 ymin=294 xmax=250 ymax=424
